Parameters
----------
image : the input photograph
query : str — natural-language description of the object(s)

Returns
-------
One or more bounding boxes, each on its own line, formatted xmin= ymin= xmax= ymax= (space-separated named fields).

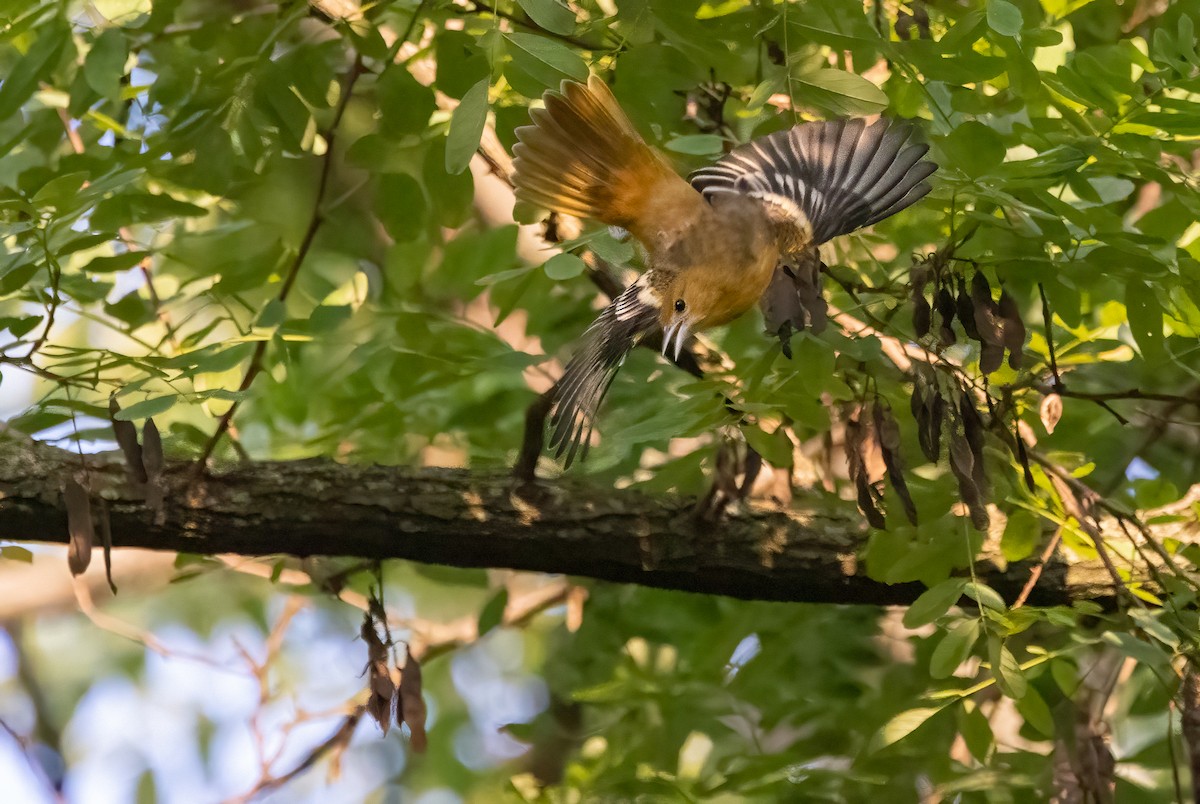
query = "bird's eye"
xmin=674 ymin=299 xmax=686 ymax=313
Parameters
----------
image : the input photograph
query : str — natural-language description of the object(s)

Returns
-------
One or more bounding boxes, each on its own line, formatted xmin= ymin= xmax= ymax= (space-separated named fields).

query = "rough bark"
xmin=0 ymin=437 xmax=1151 ymax=606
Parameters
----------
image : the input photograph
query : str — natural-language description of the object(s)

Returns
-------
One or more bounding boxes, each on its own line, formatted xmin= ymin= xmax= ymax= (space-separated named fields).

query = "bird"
xmin=512 ymin=75 xmax=937 ymax=467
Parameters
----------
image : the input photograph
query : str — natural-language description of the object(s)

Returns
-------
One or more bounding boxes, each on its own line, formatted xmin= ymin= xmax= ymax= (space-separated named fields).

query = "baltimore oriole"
xmin=513 ymin=76 xmax=936 ymax=466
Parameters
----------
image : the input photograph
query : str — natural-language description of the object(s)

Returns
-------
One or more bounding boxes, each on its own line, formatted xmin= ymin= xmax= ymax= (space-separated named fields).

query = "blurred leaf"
xmin=1001 ymin=509 xmax=1041 ymax=563
xmin=543 ymin=252 xmax=587 ymax=280
xmin=931 ymin=619 xmax=981 ymax=678
xmin=904 ymin=578 xmax=968 ymax=628
xmin=873 ymin=706 xmax=947 ymax=750
xmin=504 ymin=32 xmax=588 ymax=90
xmin=986 ymin=0 xmax=1022 ymax=36
xmin=446 ymin=78 xmax=490 ymax=175
xmin=477 ymin=588 xmax=509 ymax=635
xmin=114 ymin=396 xmax=177 ymax=421
xmin=0 ymin=20 xmax=70 ymax=120
xmin=84 ymin=28 xmax=127 ymax=100
xmin=515 ymin=0 xmax=578 ymax=35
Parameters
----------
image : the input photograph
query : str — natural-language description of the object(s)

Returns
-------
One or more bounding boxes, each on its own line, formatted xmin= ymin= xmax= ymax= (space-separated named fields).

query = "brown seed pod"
xmin=874 ymin=404 xmax=917 ymax=525
xmin=109 ymin=398 xmax=147 ymax=484
xmin=956 ymin=276 xmax=980 ymax=341
xmin=971 ymin=272 xmax=1005 ymax=347
xmin=856 ymin=474 xmax=887 ymax=529
xmin=400 ymin=647 xmax=428 ymax=753
xmin=936 ymin=286 xmax=957 ymax=346
xmin=979 ymin=341 xmax=1005 ymax=374
xmin=959 ymin=395 xmax=989 ymax=495
xmin=998 ymin=289 xmax=1026 ymax=369
xmin=912 ymin=291 xmax=932 ymax=338
xmin=948 ymin=431 xmax=990 ymax=531
xmin=64 ymin=479 xmax=94 ymax=576
xmin=1040 ymin=393 xmax=1063 ymax=435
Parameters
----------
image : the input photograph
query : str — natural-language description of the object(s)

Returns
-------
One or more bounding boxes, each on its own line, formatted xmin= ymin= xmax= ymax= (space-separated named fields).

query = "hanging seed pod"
xmin=918 ymin=388 xmax=945 ymax=463
xmin=979 ymin=341 xmax=1005 ymax=374
xmin=361 ymin=615 xmax=396 ymax=736
xmin=959 ymin=394 xmax=989 ymax=496
xmin=912 ymin=291 xmax=932 ymax=338
xmin=948 ymin=430 xmax=990 ymax=531
xmin=910 ymin=379 xmax=927 ymax=437
xmin=998 ymin=289 xmax=1027 ymax=369
xmin=856 ymin=474 xmax=887 ymax=529
xmin=64 ymin=479 xmax=94 ymax=576
xmin=935 ymin=286 xmax=956 ymax=345
xmin=109 ymin=398 xmax=147 ymax=484
xmin=399 ymin=647 xmax=428 ymax=753
xmin=956 ymin=276 xmax=980 ymax=341
xmin=971 ymin=272 xmax=1005 ymax=346
xmin=874 ymin=403 xmax=917 ymax=525
xmin=911 ymin=263 xmax=932 ymax=337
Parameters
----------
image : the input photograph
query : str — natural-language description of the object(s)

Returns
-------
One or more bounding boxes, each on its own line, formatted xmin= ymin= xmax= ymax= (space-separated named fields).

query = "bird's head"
xmin=657 ymin=272 xmax=733 ymax=361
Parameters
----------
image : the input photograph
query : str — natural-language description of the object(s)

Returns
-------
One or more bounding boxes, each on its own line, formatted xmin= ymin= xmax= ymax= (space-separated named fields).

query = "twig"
xmin=1012 ymin=526 xmax=1064 ymax=610
xmin=195 ymin=53 xmax=365 ymax=471
xmin=226 ymin=708 xmax=363 ymax=804
xmin=1039 ymin=282 xmax=1062 ymax=391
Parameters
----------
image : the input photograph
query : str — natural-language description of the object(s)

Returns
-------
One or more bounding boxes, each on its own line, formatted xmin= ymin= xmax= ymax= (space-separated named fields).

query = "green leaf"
xmin=872 ymin=706 xmax=946 ymax=750
xmin=84 ymin=28 xmax=128 ymax=100
xmin=0 ymin=21 xmax=70 ymax=120
xmin=796 ymin=68 xmax=889 ymax=115
xmin=256 ymin=299 xmax=286 ymax=329
xmin=445 ymin=78 xmax=489 ymax=175
xmin=1125 ymin=281 xmax=1163 ymax=365
xmin=1 ymin=546 xmax=33 ymax=563
xmin=988 ymin=637 xmax=1027 ymax=699
xmin=477 ymin=588 xmax=509 ymax=635
xmin=986 ymin=0 xmax=1023 ymax=36
xmin=378 ymin=173 xmax=427 ymax=243
xmin=503 ymin=33 xmax=588 ymax=90
xmin=742 ymin=425 xmax=793 ymax=469
xmin=543 ymin=252 xmax=587 ymax=280
xmin=1001 ymin=509 xmax=1041 ymax=563
xmin=83 ymin=252 xmax=147 ymax=274
xmin=905 ymin=578 xmax=969 ymax=628
xmin=962 ymin=582 xmax=1006 ymax=612
xmin=114 ymin=395 xmax=177 ymax=421
xmin=958 ymin=701 xmax=994 ymax=762
xmin=938 ymin=122 xmax=1005 ymax=179
xmin=515 ymin=0 xmax=578 ymax=35
xmin=377 ymin=65 xmax=437 ymax=137
xmin=695 ymin=0 xmax=749 ymax=18
xmin=931 ymin=619 xmax=981 ymax=679
xmin=104 ymin=291 xmax=155 ymax=328
xmin=1015 ymin=686 xmax=1054 ymax=736
xmin=0 ymin=315 xmax=43 ymax=338
xmin=0 ymin=263 xmax=41 ymax=296
xmin=665 ymin=134 xmax=725 ymax=156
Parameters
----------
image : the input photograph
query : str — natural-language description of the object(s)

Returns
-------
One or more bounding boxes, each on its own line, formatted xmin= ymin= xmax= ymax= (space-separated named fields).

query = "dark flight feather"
xmin=688 ymin=118 xmax=937 ymax=253
xmin=548 ymin=283 xmax=660 ymax=467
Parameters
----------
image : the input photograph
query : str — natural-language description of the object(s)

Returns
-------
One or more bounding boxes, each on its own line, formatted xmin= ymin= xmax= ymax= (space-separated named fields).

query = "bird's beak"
xmin=661 ymin=319 xmax=692 ymax=362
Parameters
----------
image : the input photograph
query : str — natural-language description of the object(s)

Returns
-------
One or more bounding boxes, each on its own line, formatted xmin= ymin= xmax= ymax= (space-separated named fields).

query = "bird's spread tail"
xmin=513 ymin=76 xmax=679 ymax=234
xmin=689 ymin=118 xmax=936 ymax=248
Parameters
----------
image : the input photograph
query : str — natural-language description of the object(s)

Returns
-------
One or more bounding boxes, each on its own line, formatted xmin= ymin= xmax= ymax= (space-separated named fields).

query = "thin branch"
xmin=1039 ymin=282 xmax=1062 ymax=391
xmin=195 ymin=53 xmax=365 ymax=470
xmin=1012 ymin=526 xmax=1064 ymax=610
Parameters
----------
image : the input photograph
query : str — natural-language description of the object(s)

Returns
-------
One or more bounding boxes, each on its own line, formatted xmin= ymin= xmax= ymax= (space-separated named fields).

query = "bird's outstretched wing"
xmin=689 ymin=119 xmax=936 ymax=254
xmin=548 ymin=281 xmax=661 ymax=467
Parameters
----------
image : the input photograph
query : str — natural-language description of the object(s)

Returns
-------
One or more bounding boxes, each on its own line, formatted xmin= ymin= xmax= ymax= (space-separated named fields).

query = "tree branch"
xmin=0 ymin=437 xmax=1172 ymax=608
